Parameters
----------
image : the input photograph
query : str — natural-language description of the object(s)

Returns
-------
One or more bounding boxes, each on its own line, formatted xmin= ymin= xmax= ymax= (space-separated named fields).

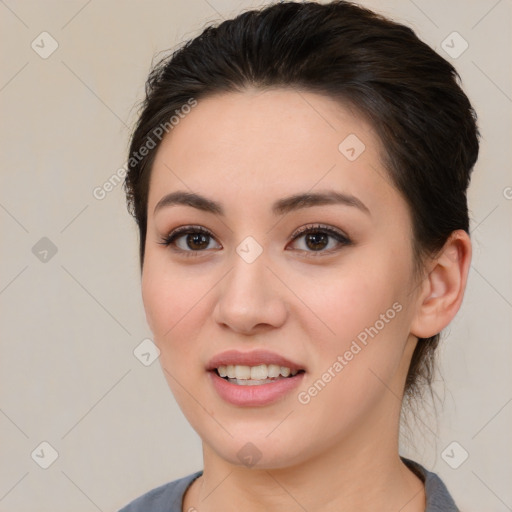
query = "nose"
xmin=213 ymin=251 xmax=288 ymax=335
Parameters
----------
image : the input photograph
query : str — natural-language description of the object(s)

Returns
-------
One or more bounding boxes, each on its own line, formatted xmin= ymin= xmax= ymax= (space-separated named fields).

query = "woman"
xmin=119 ymin=1 xmax=479 ymax=510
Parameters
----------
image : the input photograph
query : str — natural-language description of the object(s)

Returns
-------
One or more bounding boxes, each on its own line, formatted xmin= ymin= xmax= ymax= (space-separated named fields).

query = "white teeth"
xmin=235 ymin=365 xmax=251 ymax=379
xmin=267 ymin=364 xmax=281 ymax=378
xmin=250 ymin=364 xmax=268 ymax=380
xmin=216 ymin=363 xmax=300 ymax=380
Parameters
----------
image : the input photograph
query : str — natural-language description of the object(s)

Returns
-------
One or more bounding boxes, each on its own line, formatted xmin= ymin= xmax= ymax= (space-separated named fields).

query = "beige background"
xmin=0 ymin=1 xmax=511 ymax=511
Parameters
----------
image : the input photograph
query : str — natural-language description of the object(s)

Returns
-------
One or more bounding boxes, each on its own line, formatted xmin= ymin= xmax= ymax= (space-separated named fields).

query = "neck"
xmin=183 ymin=398 xmax=425 ymax=512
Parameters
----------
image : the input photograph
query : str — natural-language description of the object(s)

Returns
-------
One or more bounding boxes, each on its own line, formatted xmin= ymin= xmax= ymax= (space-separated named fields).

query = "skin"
xmin=141 ymin=88 xmax=471 ymax=512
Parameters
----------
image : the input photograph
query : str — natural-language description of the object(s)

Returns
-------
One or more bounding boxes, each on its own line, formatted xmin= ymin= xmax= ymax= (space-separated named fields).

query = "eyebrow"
xmin=153 ymin=190 xmax=370 ymax=216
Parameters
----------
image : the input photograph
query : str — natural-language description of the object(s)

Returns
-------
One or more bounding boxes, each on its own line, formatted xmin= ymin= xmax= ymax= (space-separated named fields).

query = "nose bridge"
xmin=226 ymin=243 xmax=272 ymax=308
xmin=229 ymin=245 xmax=268 ymax=298
xmin=214 ymin=240 xmax=287 ymax=333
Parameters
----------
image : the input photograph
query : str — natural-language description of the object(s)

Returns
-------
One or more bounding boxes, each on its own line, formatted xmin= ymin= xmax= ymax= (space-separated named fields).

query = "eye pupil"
xmin=306 ymin=232 xmax=328 ymax=251
xmin=187 ymin=233 xmax=209 ymax=250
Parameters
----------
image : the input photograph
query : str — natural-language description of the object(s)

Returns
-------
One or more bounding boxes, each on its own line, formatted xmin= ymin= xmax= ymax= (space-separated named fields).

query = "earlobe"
xmin=410 ymin=230 xmax=472 ymax=339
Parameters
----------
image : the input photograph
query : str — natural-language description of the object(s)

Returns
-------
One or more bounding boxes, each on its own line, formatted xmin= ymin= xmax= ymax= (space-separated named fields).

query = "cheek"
xmin=141 ymin=262 xmax=206 ymax=408
xmin=142 ymin=253 xmax=200 ymax=334
xmin=293 ymin=250 xmax=413 ymax=397
xmin=141 ymin=254 xmax=215 ymax=373
xmin=295 ymin=256 xmax=404 ymax=346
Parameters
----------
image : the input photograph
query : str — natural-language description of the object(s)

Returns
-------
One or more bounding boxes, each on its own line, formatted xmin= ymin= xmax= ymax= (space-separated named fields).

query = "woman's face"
xmin=142 ymin=88 xmax=422 ymax=469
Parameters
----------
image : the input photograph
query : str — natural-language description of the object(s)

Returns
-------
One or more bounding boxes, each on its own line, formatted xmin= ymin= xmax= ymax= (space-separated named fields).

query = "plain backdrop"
xmin=0 ymin=1 xmax=511 ymax=511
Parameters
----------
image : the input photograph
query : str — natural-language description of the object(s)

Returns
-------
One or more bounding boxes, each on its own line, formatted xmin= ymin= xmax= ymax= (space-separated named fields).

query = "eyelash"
xmin=158 ymin=224 xmax=352 ymax=258
xmin=158 ymin=225 xmax=216 ymax=258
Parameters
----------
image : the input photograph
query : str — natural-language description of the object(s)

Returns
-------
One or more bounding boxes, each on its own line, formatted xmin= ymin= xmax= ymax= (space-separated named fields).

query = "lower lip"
xmin=209 ymin=371 xmax=305 ymax=406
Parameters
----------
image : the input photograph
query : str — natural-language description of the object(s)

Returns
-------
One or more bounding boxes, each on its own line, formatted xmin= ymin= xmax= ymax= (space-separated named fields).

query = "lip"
xmin=209 ymin=370 xmax=305 ymax=407
xmin=206 ymin=349 xmax=305 ymax=372
xmin=206 ymin=349 xmax=306 ymax=407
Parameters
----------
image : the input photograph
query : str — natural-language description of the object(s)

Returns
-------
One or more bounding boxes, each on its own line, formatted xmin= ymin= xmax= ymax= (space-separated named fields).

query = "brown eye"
xmin=289 ymin=224 xmax=351 ymax=254
xmin=158 ymin=226 xmax=221 ymax=255
xmin=304 ymin=232 xmax=329 ymax=251
xmin=185 ymin=232 xmax=210 ymax=250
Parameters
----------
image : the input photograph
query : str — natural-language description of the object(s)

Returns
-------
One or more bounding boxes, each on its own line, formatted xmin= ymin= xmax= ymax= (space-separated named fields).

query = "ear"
xmin=410 ymin=230 xmax=472 ymax=339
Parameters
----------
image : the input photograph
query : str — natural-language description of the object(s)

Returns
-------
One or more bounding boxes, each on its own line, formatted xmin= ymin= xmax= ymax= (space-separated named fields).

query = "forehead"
xmin=148 ymin=88 xmax=401 ymax=218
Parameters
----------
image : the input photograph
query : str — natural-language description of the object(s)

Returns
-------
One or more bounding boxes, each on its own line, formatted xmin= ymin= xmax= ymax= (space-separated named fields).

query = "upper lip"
xmin=206 ymin=349 xmax=305 ymax=372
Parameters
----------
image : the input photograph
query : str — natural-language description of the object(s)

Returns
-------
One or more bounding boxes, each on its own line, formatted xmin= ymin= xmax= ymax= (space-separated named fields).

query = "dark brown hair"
xmin=124 ymin=0 xmax=479 ymax=399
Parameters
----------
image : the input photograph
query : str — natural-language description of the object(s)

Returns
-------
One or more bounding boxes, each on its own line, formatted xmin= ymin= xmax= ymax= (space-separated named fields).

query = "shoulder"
xmin=118 ymin=471 xmax=203 ymax=512
xmin=401 ymin=457 xmax=459 ymax=512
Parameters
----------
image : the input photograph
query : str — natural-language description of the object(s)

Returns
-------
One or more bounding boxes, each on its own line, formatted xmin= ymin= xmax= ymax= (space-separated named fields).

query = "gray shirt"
xmin=118 ymin=457 xmax=458 ymax=512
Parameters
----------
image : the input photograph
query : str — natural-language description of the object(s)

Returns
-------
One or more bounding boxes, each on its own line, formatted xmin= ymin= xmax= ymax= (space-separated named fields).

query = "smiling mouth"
xmin=214 ymin=364 xmax=305 ymax=386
